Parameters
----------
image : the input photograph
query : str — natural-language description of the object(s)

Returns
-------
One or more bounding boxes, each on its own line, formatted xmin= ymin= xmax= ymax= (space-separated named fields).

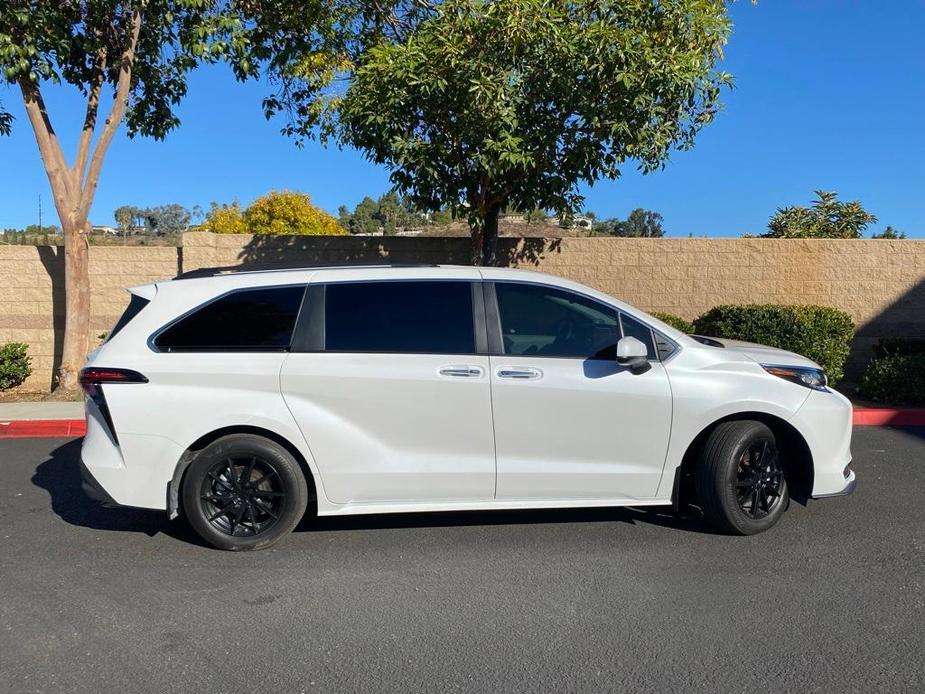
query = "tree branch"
xmin=74 ymin=44 xmax=108 ymax=182
xmin=79 ymin=3 xmax=145 ymax=219
xmin=17 ymin=78 xmax=77 ymax=207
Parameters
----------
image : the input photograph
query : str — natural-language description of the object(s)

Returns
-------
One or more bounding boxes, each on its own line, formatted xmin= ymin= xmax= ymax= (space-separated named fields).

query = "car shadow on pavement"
xmin=32 ymin=439 xmax=717 ymax=545
xmin=30 ymin=439 xmax=206 ymax=545
xmin=302 ymin=504 xmax=716 ymax=535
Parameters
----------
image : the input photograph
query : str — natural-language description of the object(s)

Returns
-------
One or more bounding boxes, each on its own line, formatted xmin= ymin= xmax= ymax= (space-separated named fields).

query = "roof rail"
xmin=175 ymin=262 xmax=445 ymax=280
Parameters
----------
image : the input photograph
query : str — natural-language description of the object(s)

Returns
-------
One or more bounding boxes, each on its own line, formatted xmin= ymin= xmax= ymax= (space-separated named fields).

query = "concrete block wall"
xmin=1 ymin=232 xmax=923 ymax=391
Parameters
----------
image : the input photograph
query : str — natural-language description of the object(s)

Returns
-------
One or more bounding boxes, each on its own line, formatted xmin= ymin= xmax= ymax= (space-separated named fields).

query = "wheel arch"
xmin=674 ymin=411 xmax=814 ymax=508
xmin=167 ymin=425 xmax=318 ymax=519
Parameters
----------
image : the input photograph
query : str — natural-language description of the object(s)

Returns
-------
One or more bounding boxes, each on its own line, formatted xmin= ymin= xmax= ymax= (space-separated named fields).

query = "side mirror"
xmin=616 ymin=336 xmax=651 ymax=373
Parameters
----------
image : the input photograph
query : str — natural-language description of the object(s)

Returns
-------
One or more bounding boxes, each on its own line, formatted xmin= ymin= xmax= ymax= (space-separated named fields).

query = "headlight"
xmin=761 ymin=364 xmax=828 ymax=391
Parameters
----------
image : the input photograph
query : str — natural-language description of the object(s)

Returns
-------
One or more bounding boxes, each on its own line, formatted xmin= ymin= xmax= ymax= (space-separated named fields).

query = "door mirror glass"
xmin=616 ymin=336 xmax=650 ymax=372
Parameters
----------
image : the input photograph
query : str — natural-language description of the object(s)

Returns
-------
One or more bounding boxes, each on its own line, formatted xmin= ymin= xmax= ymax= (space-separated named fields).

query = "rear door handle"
xmin=439 ymin=365 xmax=484 ymax=378
xmin=497 ymin=367 xmax=542 ymax=380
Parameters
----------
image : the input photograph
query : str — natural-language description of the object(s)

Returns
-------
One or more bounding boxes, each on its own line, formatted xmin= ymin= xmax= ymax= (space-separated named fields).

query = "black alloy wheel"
xmin=734 ymin=441 xmax=785 ymax=519
xmin=200 ymin=456 xmax=286 ymax=537
xmin=182 ymin=433 xmax=308 ymax=550
xmin=697 ymin=420 xmax=790 ymax=535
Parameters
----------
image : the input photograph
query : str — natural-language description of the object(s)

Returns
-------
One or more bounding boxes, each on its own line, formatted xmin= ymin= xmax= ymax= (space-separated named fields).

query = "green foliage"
xmin=859 ymin=355 xmax=925 ymax=405
xmin=113 ymin=204 xmax=190 ymax=234
xmin=871 ymin=225 xmax=906 ymax=239
xmin=206 ymin=192 xmax=346 ymax=235
xmin=338 ymin=0 xmax=731 ymax=261
xmin=595 ymin=209 xmax=665 ymax=237
xmin=872 ymin=337 xmax=925 ymax=359
xmin=339 ymin=192 xmax=442 ymax=234
xmin=0 ymin=1 xmax=250 ymax=140
xmin=693 ymin=304 xmax=855 ymax=383
xmin=766 ymin=191 xmax=877 ymax=239
xmin=0 ymin=342 xmax=31 ymax=390
xmin=0 ymin=98 xmax=10 ymax=135
xmin=650 ymin=312 xmax=694 ymax=334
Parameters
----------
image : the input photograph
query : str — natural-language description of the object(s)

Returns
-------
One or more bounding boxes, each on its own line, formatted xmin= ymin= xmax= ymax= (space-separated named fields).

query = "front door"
xmin=280 ymin=278 xmax=496 ymax=505
xmin=487 ymin=282 xmax=672 ymax=501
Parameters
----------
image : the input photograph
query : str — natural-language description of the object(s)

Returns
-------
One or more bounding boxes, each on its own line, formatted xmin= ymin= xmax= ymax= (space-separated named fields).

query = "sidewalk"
xmin=0 ymin=401 xmax=86 ymax=438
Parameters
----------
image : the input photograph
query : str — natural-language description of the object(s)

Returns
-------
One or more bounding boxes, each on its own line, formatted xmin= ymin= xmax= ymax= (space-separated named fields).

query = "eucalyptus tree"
xmin=0 ymin=2 xmax=254 ymax=390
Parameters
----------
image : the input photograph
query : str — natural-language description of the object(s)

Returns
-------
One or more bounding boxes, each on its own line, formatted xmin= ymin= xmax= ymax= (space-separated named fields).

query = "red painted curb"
xmin=0 ymin=419 xmax=87 ymax=439
xmin=853 ymin=408 xmax=925 ymax=427
xmin=1 ymin=408 xmax=924 ymax=439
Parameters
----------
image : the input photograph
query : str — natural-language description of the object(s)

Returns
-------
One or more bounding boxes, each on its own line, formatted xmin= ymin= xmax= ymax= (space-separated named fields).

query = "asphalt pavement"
xmin=1 ymin=428 xmax=923 ymax=693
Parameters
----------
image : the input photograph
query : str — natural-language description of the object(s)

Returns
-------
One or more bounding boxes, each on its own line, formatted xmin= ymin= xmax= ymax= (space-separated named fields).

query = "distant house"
xmin=91 ymin=225 xmax=119 ymax=235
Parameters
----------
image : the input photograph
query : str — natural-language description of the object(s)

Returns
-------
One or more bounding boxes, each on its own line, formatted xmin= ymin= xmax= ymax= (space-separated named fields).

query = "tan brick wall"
xmin=0 ymin=245 xmax=178 ymax=390
xmin=1 ymin=232 xmax=923 ymax=391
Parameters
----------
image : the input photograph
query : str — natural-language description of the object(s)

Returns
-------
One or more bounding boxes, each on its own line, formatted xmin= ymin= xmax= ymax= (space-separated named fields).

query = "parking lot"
xmin=1 ymin=427 xmax=923 ymax=693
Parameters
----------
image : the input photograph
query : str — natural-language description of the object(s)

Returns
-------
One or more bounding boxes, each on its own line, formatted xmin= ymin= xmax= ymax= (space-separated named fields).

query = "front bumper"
xmin=813 ymin=465 xmax=857 ymax=498
xmin=790 ymin=388 xmax=857 ymax=498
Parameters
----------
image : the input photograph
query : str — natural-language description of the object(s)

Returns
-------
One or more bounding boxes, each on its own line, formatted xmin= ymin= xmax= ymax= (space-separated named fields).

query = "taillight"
xmin=79 ymin=367 xmax=148 ymax=396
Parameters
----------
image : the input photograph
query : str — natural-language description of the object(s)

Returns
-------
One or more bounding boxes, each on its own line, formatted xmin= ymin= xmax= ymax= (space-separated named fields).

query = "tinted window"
xmin=155 ymin=286 xmax=305 ymax=351
xmin=495 ymin=283 xmax=621 ymax=359
xmin=325 ymin=281 xmax=475 ymax=354
xmin=107 ymin=294 xmax=149 ymax=342
xmin=619 ymin=312 xmax=657 ymax=360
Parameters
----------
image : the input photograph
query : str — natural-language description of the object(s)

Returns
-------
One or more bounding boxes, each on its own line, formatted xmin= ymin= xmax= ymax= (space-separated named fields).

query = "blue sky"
xmin=1 ymin=1 xmax=923 ymax=236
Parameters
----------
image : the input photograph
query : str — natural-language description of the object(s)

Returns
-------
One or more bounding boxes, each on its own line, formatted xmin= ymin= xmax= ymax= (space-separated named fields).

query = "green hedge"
xmin=693 ymin=304 xmax=854 ymax=383
xmin=872 ymin=337 xmax=925 ymax=359
xmin=650 ymin=311 xmax=694 ymax=334
xmin=0 ymin=342 xmax=32 ymax=390
xmin=859 ymin=354 xmax=925 ymax=405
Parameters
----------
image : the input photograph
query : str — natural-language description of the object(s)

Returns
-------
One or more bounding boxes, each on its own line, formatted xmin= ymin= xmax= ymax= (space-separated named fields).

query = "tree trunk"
xmin=482 ymin=203 xmax=501 ymax=267
xmin=57 ymin=218 xmax=91 ymax=391
xmin=470 ymin=223 xmax=485 ymax=266
xmin=469 ymin=203 xmax=502 ymax=266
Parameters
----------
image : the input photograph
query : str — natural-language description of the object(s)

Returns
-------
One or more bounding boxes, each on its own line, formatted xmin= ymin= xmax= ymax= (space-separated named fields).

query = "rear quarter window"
xmin=153 ymin=285 xmax=306 ymax=352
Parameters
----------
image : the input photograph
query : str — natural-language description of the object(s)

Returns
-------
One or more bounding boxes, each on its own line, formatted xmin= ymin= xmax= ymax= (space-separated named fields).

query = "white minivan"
xmin=80 ymin=266 xmax=855 ymax=550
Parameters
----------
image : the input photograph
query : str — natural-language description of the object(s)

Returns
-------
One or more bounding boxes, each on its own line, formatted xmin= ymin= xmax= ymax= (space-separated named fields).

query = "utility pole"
xmin=38 ymin=193 xmax=42 ymax=231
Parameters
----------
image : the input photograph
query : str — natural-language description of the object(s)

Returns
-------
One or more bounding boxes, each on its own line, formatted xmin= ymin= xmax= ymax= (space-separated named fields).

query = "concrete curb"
xmin=2 ymin=408 xmax=925 ymax=439
xmin=0 ymin=419 xmax=87 ymax=438
xmin=853 ymin=407 xmax=925 ymax=427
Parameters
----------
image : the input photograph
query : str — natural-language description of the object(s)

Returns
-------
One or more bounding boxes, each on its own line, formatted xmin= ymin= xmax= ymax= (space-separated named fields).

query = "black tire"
xmin=182 ymin=434 xmax=308 ymax=551
xmin=696 ymin=420 xmax=789 ymax=535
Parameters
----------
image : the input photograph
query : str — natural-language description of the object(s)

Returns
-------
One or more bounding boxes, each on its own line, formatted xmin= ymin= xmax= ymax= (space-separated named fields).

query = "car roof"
xmin=157 ymin=264 xmax=571 ymax=291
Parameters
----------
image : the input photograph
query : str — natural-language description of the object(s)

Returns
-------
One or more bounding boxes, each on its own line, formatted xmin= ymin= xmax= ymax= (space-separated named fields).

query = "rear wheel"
xmin=182 ymin=434 xmax=308 ymax=551
xmin=697 ymin=420 xmax=789 ymax=535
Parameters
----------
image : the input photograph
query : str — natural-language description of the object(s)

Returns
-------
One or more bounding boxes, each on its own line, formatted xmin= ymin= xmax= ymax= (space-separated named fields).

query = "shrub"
xmin=0 ymin=342 xmax=32 ymax=390
xmin=650 ymin=311 xmax=694 ymax=334
xmin=859 ymin=354 xmax=925 ymax=405
xmin=872 ymin=337 xmax=925 ymax=359
xmin=693 ymin=304 xmax=854 ymax=383
xmin=242 ymin=191 xmax=346 ymax=236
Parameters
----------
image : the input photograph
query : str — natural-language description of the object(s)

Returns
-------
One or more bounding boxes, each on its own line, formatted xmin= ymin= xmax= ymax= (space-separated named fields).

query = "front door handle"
xmin=439 ymin=365 xmax=484 ymax=378
xmin=497 ymin=367 xmax=542 ymax=380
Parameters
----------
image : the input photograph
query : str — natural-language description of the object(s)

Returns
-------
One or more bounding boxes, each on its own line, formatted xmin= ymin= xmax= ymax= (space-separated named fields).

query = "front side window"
xmin=495 ymin=283 xmax=659 ymax=360
xmin=325 ymin=281 xmax=475 ymax=354
xmin=154 ymin=286 xmax=305 ymax=351
xmin=495 ymin=283 xmax=622 ymax=359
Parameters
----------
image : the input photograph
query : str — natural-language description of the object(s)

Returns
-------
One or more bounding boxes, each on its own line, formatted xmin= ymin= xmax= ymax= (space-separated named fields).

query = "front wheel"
xmin=697 ymin=421 xmax=789 ymax=535
xmin=182 ymin=434 xmax=308 ymax=551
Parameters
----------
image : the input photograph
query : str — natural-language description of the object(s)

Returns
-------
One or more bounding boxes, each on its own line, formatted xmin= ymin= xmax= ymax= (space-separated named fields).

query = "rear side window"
xmin=154 ymin=286 xmax=305 ymax=352
xmin=325 ymin=281 xmax=475 ymax=354
xmin=106 ymin=294 xmax=150 ymax=342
